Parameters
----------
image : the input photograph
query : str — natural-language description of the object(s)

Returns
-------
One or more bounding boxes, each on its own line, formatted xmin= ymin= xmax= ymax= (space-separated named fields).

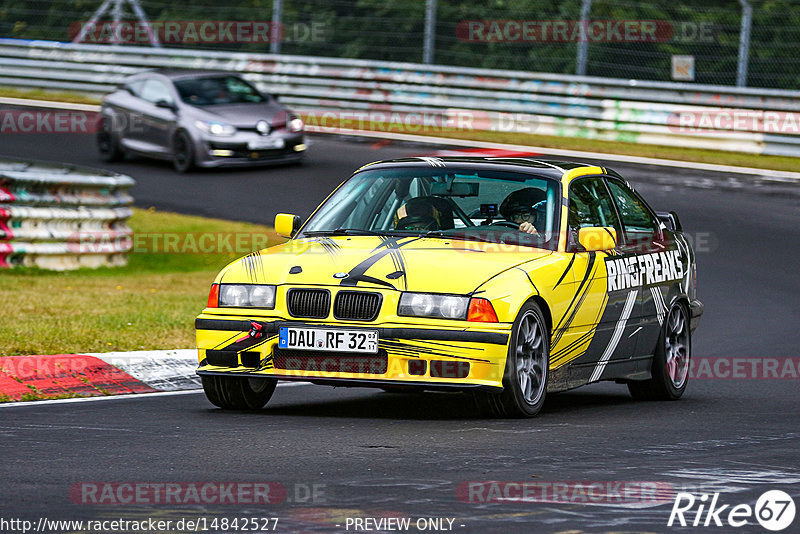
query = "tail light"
xmin=207 ymin=283 xmax=220 ymax=308
xmin=467 ymin=298 xmax=498 ymax=322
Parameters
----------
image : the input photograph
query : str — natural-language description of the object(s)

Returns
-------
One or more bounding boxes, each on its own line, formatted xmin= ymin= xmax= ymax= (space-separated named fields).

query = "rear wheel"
xmin=172 ymin=130 xmax=195 ymax=173
xmin=628 ymin=301 xmax=690 ymax=400
xmin=475 ymin=301 xmax=549 ymax=417
xmin=201 ymin=375 xmax=277 ymax=410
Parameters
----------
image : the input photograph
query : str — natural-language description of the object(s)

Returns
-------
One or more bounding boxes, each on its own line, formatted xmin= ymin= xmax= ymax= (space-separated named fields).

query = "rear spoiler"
xmin=656 ymin=211 xmax=682 ymax=232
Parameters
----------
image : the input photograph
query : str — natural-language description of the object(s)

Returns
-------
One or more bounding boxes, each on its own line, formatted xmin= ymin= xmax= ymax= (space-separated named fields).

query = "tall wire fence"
xmin=1 ymin=0 xmax=799 ymax=89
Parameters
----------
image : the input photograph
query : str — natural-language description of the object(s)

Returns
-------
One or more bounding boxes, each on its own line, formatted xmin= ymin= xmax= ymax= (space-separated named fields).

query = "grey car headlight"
xmin=195 ymin=120 xmax=237 ymax=136
xmin=398 ymin=292 xmax=470 ymax=320
xmin=288 ymin=116 xmax=304 ymax=133
xmin=219 ymin=284 xmax=276 ymax=308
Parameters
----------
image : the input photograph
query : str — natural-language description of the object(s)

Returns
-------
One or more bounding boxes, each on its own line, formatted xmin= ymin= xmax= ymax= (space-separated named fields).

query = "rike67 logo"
xmin=668 ymin=490 xmax=796 ymax=531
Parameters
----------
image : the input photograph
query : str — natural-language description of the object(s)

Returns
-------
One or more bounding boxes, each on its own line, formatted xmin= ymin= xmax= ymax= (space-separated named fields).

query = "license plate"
xmin=247 ymin=137 xmax=285 ymax=150
xmin=278 ymin=327 xmax=378 ymax=353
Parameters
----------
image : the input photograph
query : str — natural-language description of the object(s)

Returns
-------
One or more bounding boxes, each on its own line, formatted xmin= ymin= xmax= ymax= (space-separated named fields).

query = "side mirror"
xmin=578 ymin=227 xmax=617 ymax=252
xmin=275 ymin=213 xmax=302 ymax=238
xmin=155 ymin=100 xmax=176 ymax=111
xmin=656 ymin=210 xmax=682 ymax=232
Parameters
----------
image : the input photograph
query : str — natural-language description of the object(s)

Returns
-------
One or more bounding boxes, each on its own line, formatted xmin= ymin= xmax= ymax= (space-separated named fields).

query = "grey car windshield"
xmin=300 ymin=167 xmax=561 ymax=250
xmin=174 ymin=76 xmax=266 ymax=106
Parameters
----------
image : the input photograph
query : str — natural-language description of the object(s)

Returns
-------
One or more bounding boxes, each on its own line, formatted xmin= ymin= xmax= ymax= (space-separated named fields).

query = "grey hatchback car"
xmin=97 ymin=70 xmax=306 ymax=172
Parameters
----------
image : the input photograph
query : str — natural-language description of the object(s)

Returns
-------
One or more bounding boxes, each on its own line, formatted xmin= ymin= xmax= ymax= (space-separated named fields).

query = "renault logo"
xmin=333 ymin=272 xmax=349 ymax=279
xmin=256 ymin=121 xmax=270 ymax=134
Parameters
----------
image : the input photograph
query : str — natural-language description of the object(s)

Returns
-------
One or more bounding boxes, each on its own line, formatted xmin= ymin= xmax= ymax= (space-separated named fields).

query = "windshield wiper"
xmin=303 ymin=228 xmax=395 ymax=237
xmin=304 ymin=228 xmax=460 ymax=238
xmin=422 ymin=230 xmax=449 ymax=238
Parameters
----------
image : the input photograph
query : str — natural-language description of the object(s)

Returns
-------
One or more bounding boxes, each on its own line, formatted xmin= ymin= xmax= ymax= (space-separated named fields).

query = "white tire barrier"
xmin=0 ymin=157 xmax=134 ymax=270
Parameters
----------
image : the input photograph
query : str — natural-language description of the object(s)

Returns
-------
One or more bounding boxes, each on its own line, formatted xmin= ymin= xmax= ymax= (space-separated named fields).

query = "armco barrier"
xmin=1 ymin=38 xmax=800 ymax=156
xmin=0 ymin=157 xmax=134 ymax=270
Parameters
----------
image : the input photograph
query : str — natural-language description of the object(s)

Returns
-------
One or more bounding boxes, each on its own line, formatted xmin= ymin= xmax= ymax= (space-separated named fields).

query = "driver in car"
xmin=393 ymin=197 xmax=443 ymax=231
xmin=499 ymin=188 xmax=547 ymax=235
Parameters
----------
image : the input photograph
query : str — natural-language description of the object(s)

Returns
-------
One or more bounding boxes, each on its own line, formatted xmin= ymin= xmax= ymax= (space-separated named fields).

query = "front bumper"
xmin=195 ymin=316 xmax=511 ymax=390
xmin=194 ymin=131 xmax=306 ymax=168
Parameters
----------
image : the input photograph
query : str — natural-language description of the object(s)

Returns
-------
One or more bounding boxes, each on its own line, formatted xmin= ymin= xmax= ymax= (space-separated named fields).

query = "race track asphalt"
xmin=1 ymin=124 xmax=799 ymax=533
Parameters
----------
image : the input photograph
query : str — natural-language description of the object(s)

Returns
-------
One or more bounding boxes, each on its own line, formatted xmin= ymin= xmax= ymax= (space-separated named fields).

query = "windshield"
xmin=174 ymin=76 xmax=267 ymax=106
xmin=299 ymin=167 xmax=561 ymax=250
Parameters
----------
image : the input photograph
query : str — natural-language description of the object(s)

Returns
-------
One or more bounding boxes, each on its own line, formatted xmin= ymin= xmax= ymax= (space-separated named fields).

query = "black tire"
xmin=201 ymin=375 xmax=277 ymax=410
xmin=172 ymin=130 xmax=195 ymax=173
xmin=474 ymin=301 xmax=549 ymax=418
xmin=628 ymin=301 xmax=690 ymax=401
xmin=97 ymin=117 xmax=125 ymax=162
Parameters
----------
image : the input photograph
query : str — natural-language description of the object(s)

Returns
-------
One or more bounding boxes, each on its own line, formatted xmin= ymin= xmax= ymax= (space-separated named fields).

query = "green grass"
xmin=1 ymin=85 xmax=797 ymax=173
xmin=0 ymin=86 xmax=102 ymax=105
xmin=0 ymin=208 xmax=281 ymax=357
xmin=302 ymin=114 xmax=800 ymax=173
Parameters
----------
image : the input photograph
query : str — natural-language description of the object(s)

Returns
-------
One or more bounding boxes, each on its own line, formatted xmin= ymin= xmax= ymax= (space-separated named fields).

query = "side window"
xmin=605 ymin=179 xmax=659 ymax=250
xmin=568 ymin=177 xmax=622 ymax=239
xmin=124 ymin=80 xmax=144 ymax=97
xmin=139 ymin=79 xmax=174 ymax=105
xmin=226 ymin=77 xmax=265 ymax=103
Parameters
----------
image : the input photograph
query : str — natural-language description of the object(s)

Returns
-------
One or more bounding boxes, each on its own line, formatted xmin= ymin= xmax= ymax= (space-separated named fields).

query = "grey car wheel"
xmin=172 ymin=130 xmax=195 ymax=173
xmin=97 ymin=117 xmax=125 ymax=162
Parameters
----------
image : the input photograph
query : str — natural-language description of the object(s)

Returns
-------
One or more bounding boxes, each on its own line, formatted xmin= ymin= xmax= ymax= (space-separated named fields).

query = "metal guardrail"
xmin=1 ymin=38 xmax=800 ymax=157
xmin=0 ymin=157 xmax=134 ymax=270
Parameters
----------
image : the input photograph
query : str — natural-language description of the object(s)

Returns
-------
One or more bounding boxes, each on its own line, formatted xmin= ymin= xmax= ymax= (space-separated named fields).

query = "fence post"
xmin=423 ymin=0 xmax=437 ymax=64
xmin=271 ymin=0 xmax=283 ymax=55
xmin=576 ymin=0 xmax=592 ymax=76
xmin=73 ymin=0 xmax=160 ymax=47
xmin=737 ymin=0 xmax=752 ymax=87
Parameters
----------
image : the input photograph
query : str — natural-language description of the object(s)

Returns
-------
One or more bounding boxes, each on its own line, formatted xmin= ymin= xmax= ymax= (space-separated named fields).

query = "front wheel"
xmin=474 ymin=301 xmax=549 ymax=417
xmin=172 ymin=130 xmax=195 ymax=173
xmin=201 ymin=375 xmax=277 ymax=410
xmin=97 ymin=117 xmax=125 ymax=162
xmin=628 ymin=301 xmax=690 ymax=400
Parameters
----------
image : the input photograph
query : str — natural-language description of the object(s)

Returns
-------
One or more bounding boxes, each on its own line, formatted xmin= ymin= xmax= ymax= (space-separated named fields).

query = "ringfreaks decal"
xmin=606 ymin=249 xmax=684 ymax=292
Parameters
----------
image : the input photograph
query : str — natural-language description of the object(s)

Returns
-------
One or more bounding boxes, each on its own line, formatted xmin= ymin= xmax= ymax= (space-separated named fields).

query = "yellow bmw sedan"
xmin=195 ymin=157 xmax=703 ymax=417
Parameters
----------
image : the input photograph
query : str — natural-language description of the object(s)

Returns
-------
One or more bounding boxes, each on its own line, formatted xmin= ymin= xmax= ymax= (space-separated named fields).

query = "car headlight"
xmin=195 ymin=120 xmax=237 ymax=136
xmin=398 ymin=293 xmax=470 ymax=320
xmin=288 ymin=116 xmax=304 ymax=133
xmin=217 ymin=284 xmax=276 ymax=308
